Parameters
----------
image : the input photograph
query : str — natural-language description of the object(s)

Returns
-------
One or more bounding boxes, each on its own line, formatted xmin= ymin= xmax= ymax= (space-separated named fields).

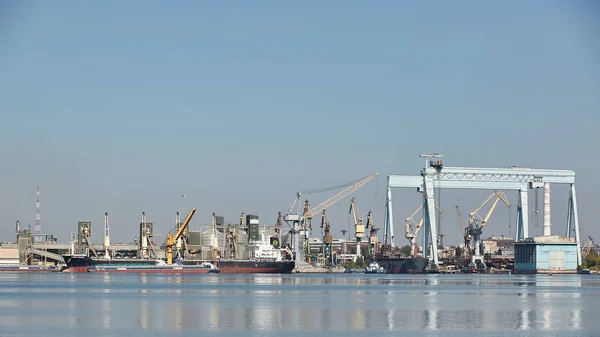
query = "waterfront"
xmin=0 ymin=273 xmax=598 ymax=336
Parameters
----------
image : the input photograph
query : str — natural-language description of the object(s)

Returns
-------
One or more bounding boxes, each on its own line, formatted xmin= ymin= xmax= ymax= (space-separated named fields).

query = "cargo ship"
xmin=183 ymin=237 xmax=295 ymax=273
xmin=375 ymin=254 xmax=429 ymax=274
xmin=62 ymin=254 xmax=220 ymax=273
xmin=198 ymin=260 xmax=294 ymax=273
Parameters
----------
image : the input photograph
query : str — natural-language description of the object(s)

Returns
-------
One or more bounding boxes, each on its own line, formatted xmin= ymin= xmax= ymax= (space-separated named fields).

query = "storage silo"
xmin=201 ymin=228 xmax=224 ymax=249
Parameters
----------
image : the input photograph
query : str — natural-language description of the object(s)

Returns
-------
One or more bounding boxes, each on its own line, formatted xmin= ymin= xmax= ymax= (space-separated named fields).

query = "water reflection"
xmin=0 ymin=273 xmax=597 ymax=335
xmin=139 ymin=299 xmax=149 ymax=330
xmin=102 ymin=298 xmax=111 ymax=329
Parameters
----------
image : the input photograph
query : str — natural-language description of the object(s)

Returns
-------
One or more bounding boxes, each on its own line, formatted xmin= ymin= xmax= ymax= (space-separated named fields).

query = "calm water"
xmin=0 ymin=273 xmax=598 ymax=336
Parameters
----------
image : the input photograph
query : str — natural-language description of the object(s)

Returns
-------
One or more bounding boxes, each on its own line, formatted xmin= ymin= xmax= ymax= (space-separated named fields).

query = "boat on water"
xmin=184 ymin=235 xmax=295 ymax=273
xmin=0 ymin=264 xmax=62 ymax=272
xmin=364 ymin=261 xmax=386 ymax=274
xmin=62 ymin=254 xmax=220 ymax=273
xmin=375 ymin=255 xmax=429 ymax=274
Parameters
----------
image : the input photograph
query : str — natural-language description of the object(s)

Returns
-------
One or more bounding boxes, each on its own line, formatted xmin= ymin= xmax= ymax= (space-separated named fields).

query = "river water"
xmin=0 ymin=273 xmax=597 ymax=336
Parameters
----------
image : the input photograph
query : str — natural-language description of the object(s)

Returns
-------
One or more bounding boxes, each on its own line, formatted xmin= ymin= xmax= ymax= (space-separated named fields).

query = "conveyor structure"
xmin=384 ymin=154 xmax=580 ymax=266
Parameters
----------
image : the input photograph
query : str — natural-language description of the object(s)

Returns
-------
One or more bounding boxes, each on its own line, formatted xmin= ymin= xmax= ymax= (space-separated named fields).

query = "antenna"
xmin=34 ymin=183 xmax=41 ymax=241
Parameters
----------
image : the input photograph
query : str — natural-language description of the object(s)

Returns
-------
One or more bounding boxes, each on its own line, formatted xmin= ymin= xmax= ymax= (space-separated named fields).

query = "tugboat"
xmin=364 ymin=261 xmax=386 ymax=274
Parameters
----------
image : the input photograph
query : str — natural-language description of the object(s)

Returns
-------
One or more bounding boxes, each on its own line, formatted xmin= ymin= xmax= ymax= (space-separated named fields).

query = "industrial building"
xmin=514 ymin=236 xmax=578 ymax=274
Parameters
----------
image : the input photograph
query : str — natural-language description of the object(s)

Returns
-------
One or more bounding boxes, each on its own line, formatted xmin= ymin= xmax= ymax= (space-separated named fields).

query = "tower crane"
xmin=466 ymin=191 xmax=511 ymax=264
xmin=349 ymin=197 xmax=365 ymax=258
xmin=166 ymin=208 xmax=196 ymax=265
xmin=405 ymin=204 xmax=442 ymax=257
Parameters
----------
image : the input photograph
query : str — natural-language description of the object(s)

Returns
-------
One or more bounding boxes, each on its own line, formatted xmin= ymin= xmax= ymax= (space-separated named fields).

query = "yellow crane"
xmin=365 ymin=210 xmax=379 ymax=256
xmin=405 ymin=204 xmax=442 ymax=256
xmin=349 ymin=197 xmax=365 ymax=257
xmin=166 ymin=208 xmax=196 ymax=265
xmin=466 ymin=191 xmax=511 ymax=261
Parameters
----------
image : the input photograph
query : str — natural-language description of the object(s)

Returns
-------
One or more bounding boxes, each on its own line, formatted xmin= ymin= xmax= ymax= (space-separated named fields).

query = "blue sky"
xmin=0 ymin=1 xmax=598 ymax=246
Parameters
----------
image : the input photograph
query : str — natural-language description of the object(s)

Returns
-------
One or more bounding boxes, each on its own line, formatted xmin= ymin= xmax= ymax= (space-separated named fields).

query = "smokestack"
xmin=543 ymin=182 xmax=551 ymax=236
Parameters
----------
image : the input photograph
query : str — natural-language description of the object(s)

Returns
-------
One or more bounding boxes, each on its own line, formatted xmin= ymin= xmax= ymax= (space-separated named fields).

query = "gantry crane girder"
xmin=384 ymin=155 xmax=580 ymax=266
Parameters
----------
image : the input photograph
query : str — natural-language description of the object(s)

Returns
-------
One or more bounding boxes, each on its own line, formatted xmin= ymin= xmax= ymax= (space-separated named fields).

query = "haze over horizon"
xmin=0 ymin=1 xmax=598 ymax=246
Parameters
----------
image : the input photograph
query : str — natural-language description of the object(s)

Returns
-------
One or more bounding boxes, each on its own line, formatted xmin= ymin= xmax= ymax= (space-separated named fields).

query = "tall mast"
xmin=34 ymin=183 xmax=41 ymax=241
xmin=104 ymin=212 xmax=111 ymax=259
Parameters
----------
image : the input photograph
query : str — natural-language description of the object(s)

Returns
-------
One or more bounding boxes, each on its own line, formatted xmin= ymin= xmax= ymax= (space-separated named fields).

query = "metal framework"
xmin=384 ymin=154 xmax=580 ymax=266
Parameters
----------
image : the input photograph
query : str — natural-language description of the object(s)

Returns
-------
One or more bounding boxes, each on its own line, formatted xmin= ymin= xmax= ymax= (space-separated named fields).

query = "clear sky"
xmin=0 ymin=1 xmax=598 ymax=246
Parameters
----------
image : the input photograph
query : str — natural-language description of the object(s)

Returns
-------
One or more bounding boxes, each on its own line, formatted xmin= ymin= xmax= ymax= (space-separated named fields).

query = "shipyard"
xmin=2 ymin=2 xmax=597 ymax=335
xmin=0 ymin=154 xmax=592 ymax=276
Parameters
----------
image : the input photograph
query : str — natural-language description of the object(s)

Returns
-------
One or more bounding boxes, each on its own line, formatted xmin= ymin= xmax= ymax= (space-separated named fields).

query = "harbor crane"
xmin=405 ymin=204 xmax=442 ymax=257
xmin=365 ymin=210 xmax=379 ymax=256
xmin=455 ymin=206 xmax=469 ymax=256
xmin=166 ymin=208 xmax=196 ymax=265
xmin=466 ymin=191 xmax=511 ymax=264
xmin=349 ymin=197 xmax=365 ymax=258
xmin=284 ymin=172 xmax=378 ymax=262
xmin=82 ymin=225 xmax=98 ymax=258
xmin=321 ymin=209 xmax=334 ymax=265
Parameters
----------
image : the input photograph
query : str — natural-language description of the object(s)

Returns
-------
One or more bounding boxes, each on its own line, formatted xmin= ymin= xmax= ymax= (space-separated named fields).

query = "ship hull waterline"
xmin=213 ymin=260 xmax=296 ymax=274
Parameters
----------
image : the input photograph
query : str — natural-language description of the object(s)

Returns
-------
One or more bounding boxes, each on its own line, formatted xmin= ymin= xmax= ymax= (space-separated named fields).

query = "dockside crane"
xmin=455 ymin=206 xmax=469 ymax=256
xmin=467 ymin=191 xmax=511 ymax=264
xmin=283 ymin=172 xmax=378 ymax=262
xmin=349 ymin=197 xmax=365 ymax=258
xmin=321 ymin=209 xmax=334 ymax=265
xmin=365 ymin=210 xmax=379 ymax=256
xmin=82 ymin=225 xmax=98 ymax=258
xmin=166 ymin=208 xmax=196 ymax=265
xmin=225 ymin=224 xmax=239 ymax=259
xmin=405 ymin=204 xmax=442 ymax=257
